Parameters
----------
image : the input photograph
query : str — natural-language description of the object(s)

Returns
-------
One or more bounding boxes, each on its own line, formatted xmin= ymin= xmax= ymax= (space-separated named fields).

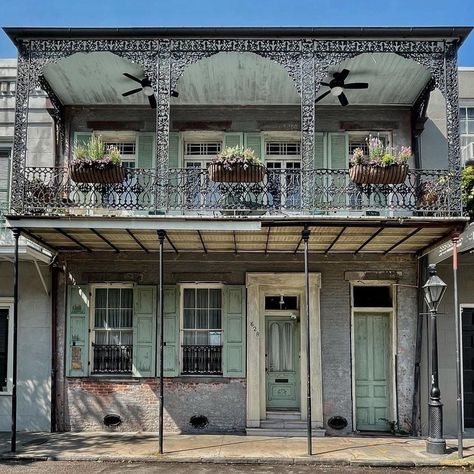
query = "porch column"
xmin=302 ymin=226 xmax=312 ymax=455
xmin=11 ymin=42 xmax=31 ymax=213
xmin=11 ymin=228 xmax=20 ymax=452
xmin=300 ymin=41 xmax=316 ymax=210
xmin=444 ymin=42 xmax=463 ymax=214
xmin=157 ymin=230 xmax=165 ymax=454
xmin=156 ymin=42 xmax=171 ymax=213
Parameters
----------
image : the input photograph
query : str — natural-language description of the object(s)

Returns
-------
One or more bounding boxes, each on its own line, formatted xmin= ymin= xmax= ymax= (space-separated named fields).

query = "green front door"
xmin=354 ymin=312 xmax=392 ymax=431
xmin=266 ymin=316 xmax=300 ymax=410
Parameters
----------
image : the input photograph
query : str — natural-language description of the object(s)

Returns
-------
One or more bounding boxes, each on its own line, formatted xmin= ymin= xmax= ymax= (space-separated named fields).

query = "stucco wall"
xmin=0 ymin=261 xmax=51 ymax=432
xmin=57 ymin=252 xmax=418 ymax=434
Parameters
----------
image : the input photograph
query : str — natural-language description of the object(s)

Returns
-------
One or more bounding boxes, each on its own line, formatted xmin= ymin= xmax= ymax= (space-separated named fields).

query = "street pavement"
xmin=0 ymin=462 xmax=473 ymax=473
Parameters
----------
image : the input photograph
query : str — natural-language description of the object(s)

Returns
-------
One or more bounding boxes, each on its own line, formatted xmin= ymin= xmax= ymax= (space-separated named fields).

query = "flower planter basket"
xmin=349 ymin=164 xmax=408 ymax=185
xmin=70 ymin=163 xmax=126 ymax=184
xmin=208 ymin=163 xmax=266 ymax=183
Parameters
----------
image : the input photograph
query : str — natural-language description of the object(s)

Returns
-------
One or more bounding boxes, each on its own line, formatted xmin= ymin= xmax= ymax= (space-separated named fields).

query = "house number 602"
xmin=249 ymin=321 xmax=260 ymax=337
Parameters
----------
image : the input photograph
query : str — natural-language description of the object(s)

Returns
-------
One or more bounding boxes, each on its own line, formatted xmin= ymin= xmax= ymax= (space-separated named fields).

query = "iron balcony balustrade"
xmin=182 ymin=344 xmax=223 ymax=375
xmin=18 ymin=166 xmax=459 ymax=216
xmin=92 ymin=343 xmax=133 ymax=374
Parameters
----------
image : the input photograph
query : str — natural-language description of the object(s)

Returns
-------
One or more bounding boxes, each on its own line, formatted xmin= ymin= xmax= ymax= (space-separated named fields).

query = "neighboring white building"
xmin=0 ymin=59 xmax=53 ymax=432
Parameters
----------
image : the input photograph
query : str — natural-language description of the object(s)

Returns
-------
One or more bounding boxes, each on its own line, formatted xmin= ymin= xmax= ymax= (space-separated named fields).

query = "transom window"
xmin=185 ymin=142 xmax=222 ymax=156
xmin=103 ymin=141 xmax=136 ymax=169
xmin=348 ymin=132 xmax=391 ymax=157
xmin=92 ymin=287 xmax=133 ymax=374
xmin=266 ymin=141 xmax=301 ymax=156
xmin=0 ymin=81 xmax=15 ymax=94
xmin=182 ymin=287 xmax=223 ymax=375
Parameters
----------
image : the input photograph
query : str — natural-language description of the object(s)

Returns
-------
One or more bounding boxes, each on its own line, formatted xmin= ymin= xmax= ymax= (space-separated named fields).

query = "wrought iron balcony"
xmin=92 ymin=343 xmax=133 ymax=374
xmin=16 ymin=166 xmax=459 ymax=217
xmin=182 ymin=345 xmax=223 ymax=375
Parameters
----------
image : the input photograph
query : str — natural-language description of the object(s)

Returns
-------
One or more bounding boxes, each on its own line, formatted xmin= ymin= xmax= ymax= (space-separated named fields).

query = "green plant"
xmin=212 ymin=146 xmax=262 ymax=170
xmin=462 ymin=165 xmax=474 ymax=220
xmin=350 ymin=136 xmax=412 ymax=167
xmin=72 ymin=134 xmax=122 ymax=167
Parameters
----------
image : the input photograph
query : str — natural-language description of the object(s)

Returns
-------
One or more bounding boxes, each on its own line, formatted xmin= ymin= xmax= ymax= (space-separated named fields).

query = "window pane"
xmin=209 ymin=289 xmax=221 ymax=308
xmin=353 ymin=286 xmax=392 ymax=307
xmin=108 ymin=308 xmax=120 ymax=328
xmin=121 ymin=289 xmax=133 ymax=309
xmin=96 ymin=289 xmax=107 ymax=309
xmin=95 ymin=309 xmax=107 ymax=328
xmin=468 ymin=121 xmax=474 ymax=135
xmin=196 ymin=289 xmax=208 ymax=309
xmin=95 ymin=330 xmax=108 ymax=344
xmin=183 ymin=309 xmax=195 ymax=329
xmin=108 ymin=289 xmax=120 ymax=308
xmin=195 ymin=331 xmax=208 ymax=345
xmin=461 ymin=119 xmax=467 ymax=134
xmin=109 ymin=331 xmax=122 ymax=345
xmin=183 ymin=330 xmax=195 ymax=344
xmin=121 ymin=331 xmax=133 ymax=345
xmin=196 ymin=309 xmax=208 ymax=329
xmin=183 ymin=289 xmax=195 ymax=309
xmin=121 ymin=309 xmax=133 ymax=328
xmin=468 ymin=108 xmax=474 ymax=119
xmin=209 ymin=309 xmax=221 ymax=329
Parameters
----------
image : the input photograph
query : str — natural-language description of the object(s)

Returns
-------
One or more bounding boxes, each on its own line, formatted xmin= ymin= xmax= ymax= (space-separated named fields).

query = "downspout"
xmin=50 ymin=263 xmax=58 ymax=432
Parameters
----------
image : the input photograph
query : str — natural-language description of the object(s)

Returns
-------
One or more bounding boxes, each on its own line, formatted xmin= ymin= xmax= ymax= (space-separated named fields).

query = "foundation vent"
xmin=103 ymin=414 xmax=122 ymax=427
xmin=328 ymin=416 xmax=348 ymax=430
xmin=190 ymin=415 xmax=208 ymax=429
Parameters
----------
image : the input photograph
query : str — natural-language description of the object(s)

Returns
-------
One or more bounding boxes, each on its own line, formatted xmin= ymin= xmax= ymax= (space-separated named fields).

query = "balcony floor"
xmin=5 ymin=215 xmax=467 ymax=255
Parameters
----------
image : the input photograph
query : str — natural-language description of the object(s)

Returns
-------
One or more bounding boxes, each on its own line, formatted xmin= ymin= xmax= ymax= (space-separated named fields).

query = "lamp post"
xmin=423 ymin=264 xmax=447 ymax=455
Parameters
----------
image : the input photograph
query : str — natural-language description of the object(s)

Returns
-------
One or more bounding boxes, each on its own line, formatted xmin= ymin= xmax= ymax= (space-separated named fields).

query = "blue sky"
xmin=1 ymin=0 xmax=474 ymax=64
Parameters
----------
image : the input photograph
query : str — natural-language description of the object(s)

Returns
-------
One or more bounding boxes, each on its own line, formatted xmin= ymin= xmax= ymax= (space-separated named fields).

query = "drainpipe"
xmin=50 ymin=264 xmax=58 ymax=432
xmin=157 ymin=230 xmax=165 ymax=455
xmin=11 ymin=228 xmax=20 ymax=452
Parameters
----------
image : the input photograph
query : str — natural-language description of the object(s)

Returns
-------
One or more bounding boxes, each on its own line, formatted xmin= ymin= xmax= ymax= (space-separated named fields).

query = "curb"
xmin=0 ymin=453 xmax=464 ymax=467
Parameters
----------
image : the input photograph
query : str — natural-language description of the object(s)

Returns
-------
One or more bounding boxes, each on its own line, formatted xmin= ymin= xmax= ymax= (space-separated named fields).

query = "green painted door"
xmin=266 ymin=316 xmax=300 ymax=410
xmin=354 ymin=312 xmax=392 ymax=431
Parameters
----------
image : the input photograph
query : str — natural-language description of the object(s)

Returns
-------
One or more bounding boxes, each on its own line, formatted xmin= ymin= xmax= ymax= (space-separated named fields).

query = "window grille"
xmin=185 ymin=142 xmax=222 ymax=156
xmin=103 ymin=142 xmax=136 ymax=156
xmin=182 ymin=287 xmax=223 ymax=375
xmin=265 ymin=142 xmax=301 ymax=156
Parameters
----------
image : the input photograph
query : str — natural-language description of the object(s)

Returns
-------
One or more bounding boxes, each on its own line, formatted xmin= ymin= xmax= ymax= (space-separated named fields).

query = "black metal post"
xmin=426 ymin=304 xmax=446 ymax=454
xmin=452 ymin=232 xmax=463 ymax=458
xmin=302 ymin=226 xmax=312 ymax=456
xmin=157 ymin=230 xmax=165 ymax=455
xmin=11 ymin=228 xmax=20 ymax=453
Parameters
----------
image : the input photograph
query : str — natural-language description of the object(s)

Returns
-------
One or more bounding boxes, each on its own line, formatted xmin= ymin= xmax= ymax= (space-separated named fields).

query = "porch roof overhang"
xmin=5 ymin=215 xmax=468 ymax=255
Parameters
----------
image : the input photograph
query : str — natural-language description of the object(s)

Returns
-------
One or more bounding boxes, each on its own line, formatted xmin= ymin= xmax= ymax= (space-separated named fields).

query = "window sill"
xmin=0 ymin=391 xmax=12 ymax=396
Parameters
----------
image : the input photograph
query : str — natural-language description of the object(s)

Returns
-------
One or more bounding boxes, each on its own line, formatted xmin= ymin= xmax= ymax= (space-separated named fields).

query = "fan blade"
xmin=315 ymin=90 xmax=331 ymax=103
xmin=344 ymin=82 xmax=369 ymax=90
xmin=122 ymin=87 xmax=143 ymax=97
xmin=148 ymin=94 xmax=157 ymax=109
xmin=123 ymin=72 xmax=143 ymax=84
xmin=338 ymin=92 xmax=349 ymax=107
xmin=320 ymin=82 xmax=330 ymax=87
xmin=339 ymin=69 xmax=350 ymax=81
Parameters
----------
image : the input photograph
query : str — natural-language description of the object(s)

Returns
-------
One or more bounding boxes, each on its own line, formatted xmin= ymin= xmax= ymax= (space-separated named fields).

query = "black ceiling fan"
xmin=315 ymin=69 xmax=368 ymax=107
xmin=122 ymin=72 xmax=157 ymax=109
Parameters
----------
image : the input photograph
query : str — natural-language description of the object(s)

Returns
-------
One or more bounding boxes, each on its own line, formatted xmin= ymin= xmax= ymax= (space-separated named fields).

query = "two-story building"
xmin=2 ymin=26 xmax=470 ymax=438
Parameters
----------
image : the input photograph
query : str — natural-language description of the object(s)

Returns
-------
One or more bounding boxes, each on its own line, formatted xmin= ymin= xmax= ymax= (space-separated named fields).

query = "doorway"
xmin=462 ymin=306 xmax=474 ymax=427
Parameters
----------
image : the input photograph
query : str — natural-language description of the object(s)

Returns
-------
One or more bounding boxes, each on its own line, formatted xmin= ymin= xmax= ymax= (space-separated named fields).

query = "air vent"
xmin=103 ymin=414 xmax=122 ymax=427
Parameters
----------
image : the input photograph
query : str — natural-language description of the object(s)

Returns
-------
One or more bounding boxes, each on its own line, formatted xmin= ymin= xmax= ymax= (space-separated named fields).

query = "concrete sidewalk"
xmin=0 ymin=432 xmax=473 ymax=467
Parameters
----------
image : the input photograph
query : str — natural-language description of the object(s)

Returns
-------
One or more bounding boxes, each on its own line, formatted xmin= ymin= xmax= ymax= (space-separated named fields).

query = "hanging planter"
xmin=349 ymin=136 xmax=411 ymax=185
xmin=349 ymin=164 xmax=408 ymax=185
xmin=208 ymin=163 xmax=266 ymax=183
xmin=209 ymin=145 xmax=266 ymax=183
xmin=70 ymin=163 xmax=126 ymax=184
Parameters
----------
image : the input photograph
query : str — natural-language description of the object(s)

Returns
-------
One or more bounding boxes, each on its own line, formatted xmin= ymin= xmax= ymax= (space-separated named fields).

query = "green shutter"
xmin=133 ymin=286 xmax=156 ymax=377
xmin=137 ymin=133 xmax=154 ymax=169
xmin=71 ymin=133 xmax=93 ymax=207
xmin=328 ymin=132 xmax=348 ymax=169
xmin=314 ymin=133 xmax=326 ymax=169
xmin=168 ymin=132 xmax=181 ymax=168
xmin=66 ymin=285 xmax=90 ymax=377
xmin=224 ymin=133 xmax=243 ymax=149
xmin=0 ymin=148 xmax=11 ymax=209
xmin=163 ymin=285 xmax=179 ymax=376
xmin=167 ymin=133 xmax=181 ymax=210
xmin=73 ymin=132 xmax=92 ymax=149
xmin=223 ymin=285 xmax=246 ymax=377
xmin=244 ymin=133 xmax=263 ymax=161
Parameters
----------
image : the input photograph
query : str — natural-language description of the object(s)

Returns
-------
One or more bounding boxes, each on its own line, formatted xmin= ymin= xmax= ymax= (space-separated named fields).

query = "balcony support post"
xmin=11 ymin=228 xmax=20 ymax=453
xmin=157 ymin=230 xmax=166 ymax=454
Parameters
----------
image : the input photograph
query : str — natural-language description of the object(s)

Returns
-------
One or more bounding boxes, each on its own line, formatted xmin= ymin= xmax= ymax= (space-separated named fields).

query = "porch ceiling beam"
xmin=197 ymin=230 xmax=207 ymax=254
xmin=325 ymin=227 xmax=346 ymax=255
xmin=166 ymin=234 xmax=179 ymax=254
xmin=19 ymin=229 xmax=59 ymax=254
xmin=355 ymin=227 xmax=385 ymax=254
xmin=294 ymin=234 xmax=304 ymax=254
xmin=126 ymin=229 xmax=149 ymax=253
xmin=55 ymin=228 xmax=92 ymax=252
xmin=384 ymin=228 xmax=422 ymax=254
xmin=90 ymin=229 xmax=120 ymax=253
xmin=264 ymin=227 xmax=271 ymax=255
xmin=260 ymin=219 xmax=466 ymax=229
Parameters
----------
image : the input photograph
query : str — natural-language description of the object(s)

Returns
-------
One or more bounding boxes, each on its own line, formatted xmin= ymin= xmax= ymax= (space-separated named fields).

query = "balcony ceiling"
xmin=6 ymin=216 xmax=464 ymax=255
xmin=43 ymin=51 xmax=432 ymax=107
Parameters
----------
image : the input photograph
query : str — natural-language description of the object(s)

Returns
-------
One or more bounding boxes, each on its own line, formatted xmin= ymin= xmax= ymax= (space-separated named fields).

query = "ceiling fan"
xmin=315 ymin=69 xmax=368 ymax=107
xmin=122 ymin=73 xmax=157 ymax=109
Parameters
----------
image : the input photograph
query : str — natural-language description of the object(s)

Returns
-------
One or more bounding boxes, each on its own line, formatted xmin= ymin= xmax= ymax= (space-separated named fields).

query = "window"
xmin=348 ymin=132 xmax=391 ymax=157
xmin=0 ymin=81 xmax=15 ymax=95
xmin=92 ymin=287 xmax=133 ymax=374
xmin=182 ymin=286 xmax=223 ymax=375
xmin=353 ymin=286 xmax=392 ymax=308
xmin=0 ymin=146 xmax=11 ymax=218
xmin=265 ymin=141 xmax=301 ymax=156
xmin=460 ymin=107 xmax=474 ymax=164
xmin=0 ymin=299 xmax=13 ymax=393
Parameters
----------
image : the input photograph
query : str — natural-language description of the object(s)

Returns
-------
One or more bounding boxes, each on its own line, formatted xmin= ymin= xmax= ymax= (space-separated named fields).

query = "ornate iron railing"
xmin=18 ymin=166 xmax=459 ymax=216
xmin=92 ymin=344 xmax=133 ymax=374
xmin=182 ymin=345 xmax=223 ymax=375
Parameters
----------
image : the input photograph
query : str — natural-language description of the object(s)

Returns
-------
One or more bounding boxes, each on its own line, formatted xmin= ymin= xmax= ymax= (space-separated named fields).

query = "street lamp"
xmin=423 ymin=264 xmax=447 ymax=455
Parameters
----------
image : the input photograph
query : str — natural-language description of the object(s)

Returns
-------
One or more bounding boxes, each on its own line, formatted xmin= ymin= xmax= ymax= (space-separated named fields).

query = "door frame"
xmin=350 ymin=281 xmax=398 ymax=432
xmin=246 ymin=272 xmax=322 ymax=428
xmin=460 ymin=303 xmax=474 ymax=432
